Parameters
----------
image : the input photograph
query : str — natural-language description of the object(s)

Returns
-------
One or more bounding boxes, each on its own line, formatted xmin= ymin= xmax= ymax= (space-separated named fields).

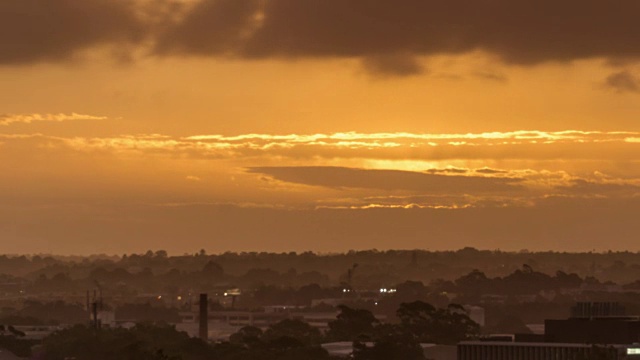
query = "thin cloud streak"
xmin=2 ymin=130 xmax=640 ymax=163
xmin=68 ymin=131 xmax=640 ymax=162
xmin=185 ymin=130 xmax=640 ymax=142
xmin=0 ymin=113 xmax=107 ymax=126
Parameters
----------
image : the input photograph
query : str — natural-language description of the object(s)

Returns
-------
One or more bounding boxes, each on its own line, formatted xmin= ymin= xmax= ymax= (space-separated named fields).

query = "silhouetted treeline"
xmin=4 ymin=249 xmax=640 ymax=338
xmin=4 ymin=248 xmax=640 ymax=287
xmin=31 ymin=301 xmax=477 ymax=360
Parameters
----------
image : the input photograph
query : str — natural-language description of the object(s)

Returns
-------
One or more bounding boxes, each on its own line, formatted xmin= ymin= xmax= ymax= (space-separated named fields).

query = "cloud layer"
xmin=0 ymin=0 xmax=145 ymax=64
xmin=4 ymin=130 xmax=640 ymax=162
xmin=1 ymin=129 xmax=639 ymax=253
xmin=1 ymin=131 xmax=638 ymax=208
xmin=3 ymin=0 xmax=640 ymax=74
xmin=158 ymin=0 xmax=640 ymax=66
xmin=247 ymin=166 xmax=523 ymax=193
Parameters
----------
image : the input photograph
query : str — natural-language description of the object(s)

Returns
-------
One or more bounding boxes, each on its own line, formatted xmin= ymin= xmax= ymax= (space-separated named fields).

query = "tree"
xmin=201 ymin=261 xmax=224 ymax=278
xmin=0 ymin=335 xmax=35 ymax=357
xmin=229 ymin=326 xmax=263 ymax=346
xmin=326 ymin=305 xmax=379 ymax=341
xmin=501 ymin=268 xmax=554 ymax=295
xmin=455 ymin=270 xmax=492 ymax=296
xmin=225 ymin=324 xmax=331 ymax=360
xmin=554 ymin=271 xmax=583 ymax=289
xmin=397 ymin=301 xmax=436 ymax=330
xmin=262 ymin=319 xmax=322 ymax=346
xmin=353 ymin=324 xmax=424 ymax=360
xmin=38 ymin=324 xmax=212 ymax=360
xmin=397 ymin=301 xmax=479 ymax=344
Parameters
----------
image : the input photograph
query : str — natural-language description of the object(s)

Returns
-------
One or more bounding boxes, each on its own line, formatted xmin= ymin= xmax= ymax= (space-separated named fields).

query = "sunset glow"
xmin=2 ymin=0 xmax=639 ymax=254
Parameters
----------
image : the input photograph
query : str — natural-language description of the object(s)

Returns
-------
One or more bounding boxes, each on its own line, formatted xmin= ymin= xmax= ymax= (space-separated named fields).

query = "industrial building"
xmin=457 ymin=341 xmax=635 ymax=360
xmin=458 ymin=302 xmax=640 ymax=360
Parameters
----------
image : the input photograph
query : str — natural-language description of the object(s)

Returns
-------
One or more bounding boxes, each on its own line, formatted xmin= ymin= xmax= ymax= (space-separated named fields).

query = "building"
xmin=177 ymin=305 xmax=386 ymax=341
xmin=545 ymin=302 xmax=640 ymax=344
xmin=177 ymin=310 xmax=291 ymax=340
xmin=322 ymin=342 xmax=456 ymax=360
xmin=458 ymin=341 xmax=635 ymax=360
xmin=458 ymin=302 xmax=640 ymax=360
xmin=545 ymin=316 xmax=640 ymax=344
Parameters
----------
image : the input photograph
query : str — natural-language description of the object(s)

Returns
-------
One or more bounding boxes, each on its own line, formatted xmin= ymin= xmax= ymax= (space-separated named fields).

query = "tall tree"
xmin=326 ymin=305 xmax=379 ymax=341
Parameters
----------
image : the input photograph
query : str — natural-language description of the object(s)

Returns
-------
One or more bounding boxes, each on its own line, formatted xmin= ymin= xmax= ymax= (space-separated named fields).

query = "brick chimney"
xmin=199 ymin=293 xmax=208 ymax=341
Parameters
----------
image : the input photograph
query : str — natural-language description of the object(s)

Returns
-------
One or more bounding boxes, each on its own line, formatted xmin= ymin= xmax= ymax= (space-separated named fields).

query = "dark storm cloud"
xmin=0 ymin=0 xmax=146 ymax=64
xmin=154 ymin=0 xmax=258 ymax=55
xmin=156 ymin=0 xmax=640 ymax=67
xmin=605 ymin=71 xmax=640 ymax=93
xmin=6 ymin=0 xmax=640 ymax=70
xmin=247 ymin=166 xmax=522 ymax=193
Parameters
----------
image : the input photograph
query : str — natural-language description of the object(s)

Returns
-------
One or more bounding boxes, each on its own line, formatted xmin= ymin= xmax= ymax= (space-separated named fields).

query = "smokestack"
xmin=92 ymin=289 xmax=99 ymax=329
xmin=199 ymin=293 xmax=208 ymax=341
xmin=92 ymin=301 xmax=99 ymax=329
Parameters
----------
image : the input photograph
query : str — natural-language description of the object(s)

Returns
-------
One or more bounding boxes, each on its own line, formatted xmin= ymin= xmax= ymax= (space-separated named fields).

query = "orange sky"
xmin=1 ymin=0 xmax=639 ymax=254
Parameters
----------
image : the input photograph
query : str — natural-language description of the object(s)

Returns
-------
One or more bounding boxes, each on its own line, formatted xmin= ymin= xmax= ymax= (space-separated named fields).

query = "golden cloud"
xmin=0 ymin=113 xmax=107 ymax=126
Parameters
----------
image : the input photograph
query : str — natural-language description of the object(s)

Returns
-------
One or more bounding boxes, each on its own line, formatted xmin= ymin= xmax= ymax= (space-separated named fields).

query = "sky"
xmin=1 ymin=0 xmax=639 ymax=255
